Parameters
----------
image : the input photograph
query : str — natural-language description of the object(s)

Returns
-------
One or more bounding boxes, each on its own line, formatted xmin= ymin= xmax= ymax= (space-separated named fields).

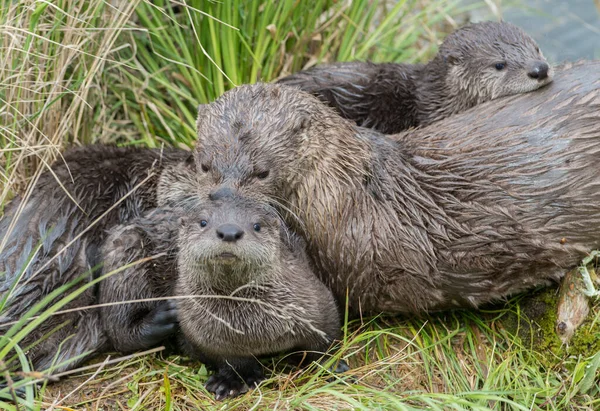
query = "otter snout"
xmin=216 ymin=223 xmax=244 ymax=242
xmin=527 ymin=61 xmax=550 ymax=80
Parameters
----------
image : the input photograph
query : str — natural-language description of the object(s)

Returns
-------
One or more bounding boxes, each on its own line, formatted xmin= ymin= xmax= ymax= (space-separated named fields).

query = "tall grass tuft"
xmin=106 ymin=0 xmax=458 ymax=147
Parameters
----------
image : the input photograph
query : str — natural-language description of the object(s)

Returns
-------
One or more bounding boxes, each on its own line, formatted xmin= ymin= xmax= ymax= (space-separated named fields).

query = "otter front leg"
xmin=99 ymin=224 xmax=178 ymax=353
xmin=124 ymin=300 xmax=179 ymax=351
xmin=179 ymin=339 xmax=264 ymax=400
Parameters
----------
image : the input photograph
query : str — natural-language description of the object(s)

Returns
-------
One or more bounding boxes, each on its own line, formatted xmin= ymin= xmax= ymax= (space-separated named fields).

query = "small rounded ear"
xmin=184 ymin=152 xmax=197 ymax=171
xmin=444 ymin=53 xmax=460 ymax=66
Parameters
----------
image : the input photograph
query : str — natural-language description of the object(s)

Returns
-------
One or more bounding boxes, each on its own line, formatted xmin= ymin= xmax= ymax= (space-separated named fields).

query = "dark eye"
xmin=200 ymin=220 xmax=208 ymax=228
xmin=201 ymin=164 xmax=209 ymax=173
xmin=256 ymin=170 xmax=269 ymax=180
xmin=495 ymin=62 xmax=506 ymax=71
xmin=253 ymin=223 xmax=261 ymax=232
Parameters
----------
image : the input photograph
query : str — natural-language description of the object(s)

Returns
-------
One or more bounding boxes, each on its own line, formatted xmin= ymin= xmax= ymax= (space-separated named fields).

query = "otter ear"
xmin=444 ymin=53 xmax=461 ymax=66
xmin=184 ymin=152 xmax=196 ymax=171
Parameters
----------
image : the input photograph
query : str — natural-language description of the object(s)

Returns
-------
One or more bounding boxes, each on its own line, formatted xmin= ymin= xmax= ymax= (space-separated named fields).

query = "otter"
xmin=277 ymin=21 xmax=553 ymax=133
xmin=98 ymin=196 xmax=345 ymax=400
xmin=0 ymin=145 xmax=189 ymax=374
xmin=174 ymin=197 xmax=345 ymax=400
xmin=191 ymin=61 xmax=600 ymax=315
xmin=1 ymin=150 xmax=345 ymax=400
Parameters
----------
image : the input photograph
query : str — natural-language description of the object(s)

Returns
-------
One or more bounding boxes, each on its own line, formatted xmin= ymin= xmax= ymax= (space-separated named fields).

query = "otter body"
xmin=191 ymin=61 xmax=600 ymax=315
xmin=173 ymin=198 xmax=343 ymax=399
xmin=0 ymin=146 xmax=188 ymax=373
xmin=98 ymin=195 xmax=344 ymax=400
xmin=278 ymin=21 xmax=553 ymax=133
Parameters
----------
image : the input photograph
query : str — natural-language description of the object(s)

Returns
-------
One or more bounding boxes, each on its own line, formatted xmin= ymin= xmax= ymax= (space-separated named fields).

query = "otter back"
xmin=278 ymin=21 xmax=552 ymax=133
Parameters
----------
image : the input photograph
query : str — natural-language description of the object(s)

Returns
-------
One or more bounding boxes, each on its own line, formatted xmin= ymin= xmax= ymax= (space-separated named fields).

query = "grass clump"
xmin=2 ymin=0 xmax=600 ymax=410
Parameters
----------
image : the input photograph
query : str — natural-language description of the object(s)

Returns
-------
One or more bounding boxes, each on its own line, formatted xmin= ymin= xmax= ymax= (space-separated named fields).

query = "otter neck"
xmin=185 ymin=262 xmax=274 ymax=295
xmin=416 ymin=56 xmax=480 ymax=126
xmin=287 ymin=115 xmax=371 ymax=197
xmin=284 ymin=115 xmax=373 ymax=235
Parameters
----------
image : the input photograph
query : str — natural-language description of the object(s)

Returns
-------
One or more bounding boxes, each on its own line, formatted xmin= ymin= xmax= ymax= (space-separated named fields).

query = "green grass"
xmin=1 ymin=0 xmax=600 ymax=410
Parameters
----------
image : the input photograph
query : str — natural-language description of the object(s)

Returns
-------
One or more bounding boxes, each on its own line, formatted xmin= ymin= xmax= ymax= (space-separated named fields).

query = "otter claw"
xmin=205 ymin=371 xmax=263 ymax=400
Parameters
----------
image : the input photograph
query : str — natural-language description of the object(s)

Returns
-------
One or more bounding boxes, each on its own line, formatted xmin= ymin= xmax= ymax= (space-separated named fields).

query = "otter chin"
xmin=278 ymin=20 xmax=553 ymax=133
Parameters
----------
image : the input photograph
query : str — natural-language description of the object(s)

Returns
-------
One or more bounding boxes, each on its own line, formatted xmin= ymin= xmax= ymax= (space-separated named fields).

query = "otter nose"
xmin=209 ymin=186 xmax=235 ymax=201
xmin=216 ymin=224 xmax=244 ymax=242
xmin=528 ymin=61 xmax=549 ymax=80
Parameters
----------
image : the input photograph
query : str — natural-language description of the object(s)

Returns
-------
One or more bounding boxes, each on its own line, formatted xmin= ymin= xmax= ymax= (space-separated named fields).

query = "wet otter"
xmin=1 ymin=150 xmax=344 ymax=400
xmin=278 ymin=21 xmax=553 ymax=133
xmin=98 ymin=194 xmax=345 ymax=400
xmin=192 ymin=61 xmax=600 ymax=315
xmin=174 ymin=198 xmax=345 ymax=400
xmin=0 ymin=145 xmax=188 ymax=373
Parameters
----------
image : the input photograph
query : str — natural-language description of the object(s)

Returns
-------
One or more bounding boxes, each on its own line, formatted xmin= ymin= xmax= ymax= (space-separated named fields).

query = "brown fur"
xmin=190 ymin=61 xmax=600 ymax=315
xmin=278 ymin=21 xmax=553 ymax=133
xmin=173 ymin=197 xmax=343 ymax=399
xmin=0 ymin=146 xmax=188 ymax=373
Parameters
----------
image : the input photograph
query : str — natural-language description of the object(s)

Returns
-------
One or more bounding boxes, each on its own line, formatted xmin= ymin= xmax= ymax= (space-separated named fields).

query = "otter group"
xmin=5 ymin=20 xmax=593 ymax=401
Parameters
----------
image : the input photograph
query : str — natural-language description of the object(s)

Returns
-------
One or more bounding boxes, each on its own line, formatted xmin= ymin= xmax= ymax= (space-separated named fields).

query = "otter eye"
xmin=201 ymin=164 xmax=210 ymax=173
xmin=256 ymin=170 xmax=269 ymax=180
xmin=200 ymin=220 xmax=208 ymax=228
xmin=495 ymin=62 xmax=506 ymax=71
xmin=253 ymin=223 xmax=261 ymax=232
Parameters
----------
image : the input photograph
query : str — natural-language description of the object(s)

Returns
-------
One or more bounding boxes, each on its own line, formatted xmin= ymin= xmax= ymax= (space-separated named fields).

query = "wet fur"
xmin=173 ymin=196 xmax=342 ymax=398
xmin=0 ymin=146 xmax=188 ymax=373
xmin=278 ymin=21 xmax=553 ymax=133
xmin=193 ymin=61 xmax=600 ymax=315
xmin=96 ymin=194 xmax=342 ymax=399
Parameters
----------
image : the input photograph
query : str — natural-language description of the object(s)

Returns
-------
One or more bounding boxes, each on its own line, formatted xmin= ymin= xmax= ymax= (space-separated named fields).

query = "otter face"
xmin=177 ymin=198 xmax=282 ymax=290
xmin=439 ymin=21 xmax=553 ymax=102
xmin=193 ymin=83 xmax=321 ymax=204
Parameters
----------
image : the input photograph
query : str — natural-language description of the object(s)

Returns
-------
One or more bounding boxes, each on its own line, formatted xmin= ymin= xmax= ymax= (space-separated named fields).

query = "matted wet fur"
xmin=99 ymin=196 xmax=345 ymax=400
xmin=278 ymin=21 xmax=553 ymax=133
xmin=0 ymin=146 xmax=189 ymax=374
xmin=189 ymin=61 xmax=600 ymax=315
xmin=173 ymin=197 xmax=344 ymax=400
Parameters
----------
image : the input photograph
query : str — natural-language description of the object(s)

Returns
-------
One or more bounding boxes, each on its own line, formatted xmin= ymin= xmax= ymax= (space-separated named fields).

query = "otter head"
xmin=437 ymin=21 xmax=553 ymax=105
xmin=177 ymin=197 xmax=283 ymax=292
xmin=192 ymin=83 xmax=354 ymax=206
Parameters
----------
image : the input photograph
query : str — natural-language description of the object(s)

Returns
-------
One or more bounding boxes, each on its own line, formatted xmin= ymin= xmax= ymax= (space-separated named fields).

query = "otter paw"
xmin=141 ymin=301 xmax=179 ymax=347
xmin=329 ymin=359 xmax=350 ymax=374
xmin=205 ymin=367 xmax=264 ymax=400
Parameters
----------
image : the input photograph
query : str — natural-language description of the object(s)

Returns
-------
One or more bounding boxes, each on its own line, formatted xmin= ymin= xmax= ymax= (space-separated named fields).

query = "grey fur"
xmin=192 ymin=60 xmax=600 ymax=315
xmin=174 ymin=197 xmax=342 ymax=399
xmin=278 ymin=21 xmax=553 ymax=133
xmin=0 ymin=146 xmax=188 ymax=373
